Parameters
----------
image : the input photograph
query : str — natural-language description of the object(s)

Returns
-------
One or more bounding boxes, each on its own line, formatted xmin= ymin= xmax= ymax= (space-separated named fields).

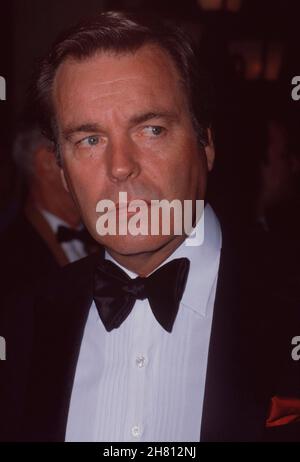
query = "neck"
xmin=106 ymin=234 xmax=186 ymax=277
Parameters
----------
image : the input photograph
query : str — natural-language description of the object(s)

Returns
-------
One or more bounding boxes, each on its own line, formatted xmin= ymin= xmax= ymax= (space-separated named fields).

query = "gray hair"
xmin=13 ymin=126 xmax=54 ymax=178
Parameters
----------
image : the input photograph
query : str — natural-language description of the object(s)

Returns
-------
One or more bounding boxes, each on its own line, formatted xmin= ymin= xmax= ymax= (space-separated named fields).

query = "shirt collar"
xmin=157 ymin=203 xmax=222 ymax=316
xmin=39 ymin=208 xmax=82 ymax=234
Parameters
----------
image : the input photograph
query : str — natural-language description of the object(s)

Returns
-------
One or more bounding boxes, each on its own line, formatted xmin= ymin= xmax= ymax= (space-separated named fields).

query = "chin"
xmin=96 ymin=233 xmax=175 ymax=256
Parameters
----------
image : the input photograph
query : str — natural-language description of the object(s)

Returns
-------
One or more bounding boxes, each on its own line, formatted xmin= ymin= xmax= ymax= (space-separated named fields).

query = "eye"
xmin=143 ymin=126 xmax=165 ymax=137
xmin=78 ymin=135 xmax=100 ymax=147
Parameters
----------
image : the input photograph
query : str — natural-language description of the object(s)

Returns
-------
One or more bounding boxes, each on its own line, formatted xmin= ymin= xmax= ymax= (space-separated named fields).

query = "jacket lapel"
xmin=200 ymin=238 xmax=268 ymax=441
xmin=24 ymin=200 xmax=69 ymax=266
xmin=21 ymin=251 xmax=104 ymax=441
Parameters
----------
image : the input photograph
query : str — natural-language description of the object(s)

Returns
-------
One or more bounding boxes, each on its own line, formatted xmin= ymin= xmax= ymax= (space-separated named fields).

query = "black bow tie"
xmin=93 ymin=257 xmax=190 ymax=333
xmin=56 ymin=225 xmax=92 ymax=245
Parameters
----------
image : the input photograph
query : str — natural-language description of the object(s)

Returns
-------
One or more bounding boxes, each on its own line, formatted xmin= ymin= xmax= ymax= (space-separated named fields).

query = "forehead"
xmin=53 ymin=44 xmax=187 ymax=125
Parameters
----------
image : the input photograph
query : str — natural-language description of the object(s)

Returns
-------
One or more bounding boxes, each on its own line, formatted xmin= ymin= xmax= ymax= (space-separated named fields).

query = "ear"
xmin=60 ymin=168 xmax=69 ymax=192
xmin=204 ymin=128 xmax=215 ymax=172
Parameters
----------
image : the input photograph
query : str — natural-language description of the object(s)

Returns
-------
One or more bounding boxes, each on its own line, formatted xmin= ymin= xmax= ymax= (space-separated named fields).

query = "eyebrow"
xmin=129 ymin=110 xmax=179 ymax=126
xmin=62 ymin=110 xmax=180 ymax=140
xmin=62 ymin=123 xmax=101 ymax=140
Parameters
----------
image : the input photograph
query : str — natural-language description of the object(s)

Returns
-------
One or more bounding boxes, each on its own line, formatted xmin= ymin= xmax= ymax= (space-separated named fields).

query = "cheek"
xmin=192 ymin=152 xmax=208 ymax=198
xmin=157 ymin=144 xmax=206 ymax=200
xmin=178 ymin=155 xmax=207 ymax=201
xmin=62 ymin=162 xmax=99 ymax=214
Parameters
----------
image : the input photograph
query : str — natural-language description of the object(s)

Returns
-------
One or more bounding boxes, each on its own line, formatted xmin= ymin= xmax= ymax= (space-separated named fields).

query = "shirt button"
xmin=135 ymin=355 xmax=146 ymax=368
xmin=131 ymin=425 xmax=142 ymax=438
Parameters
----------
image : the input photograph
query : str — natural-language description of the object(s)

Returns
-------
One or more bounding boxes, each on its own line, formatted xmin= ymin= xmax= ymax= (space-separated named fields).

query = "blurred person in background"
xmin=0 ymin=125 xmax=99 ymax=301
xmin=253 ymin=117 xmax=300 ymax=281
xmin=256 ymin=119 xmax=298 ymax=233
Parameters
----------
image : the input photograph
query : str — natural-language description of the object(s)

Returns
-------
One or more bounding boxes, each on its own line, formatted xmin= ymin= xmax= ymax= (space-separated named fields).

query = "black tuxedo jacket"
xmin=0 ymin=235 xmax=299 ymax=442
xmin=0 ymin=206 xmax=70 ymax=310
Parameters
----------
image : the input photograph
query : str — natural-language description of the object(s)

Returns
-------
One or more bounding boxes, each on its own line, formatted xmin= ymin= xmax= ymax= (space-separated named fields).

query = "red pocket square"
xmin=266 ymin=396 xmax=300 ymax=428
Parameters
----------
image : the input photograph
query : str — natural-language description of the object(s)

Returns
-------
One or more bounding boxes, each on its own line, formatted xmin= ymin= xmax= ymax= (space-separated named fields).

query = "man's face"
xmin=53 ymin=44 xmax=214 ymax=255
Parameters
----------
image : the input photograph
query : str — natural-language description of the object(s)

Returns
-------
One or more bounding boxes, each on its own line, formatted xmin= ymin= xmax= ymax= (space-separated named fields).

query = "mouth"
xmin=115 ymin=199 xmax=151 ymax=210
xmin=97 ymin=202 xmax=151 ymax=217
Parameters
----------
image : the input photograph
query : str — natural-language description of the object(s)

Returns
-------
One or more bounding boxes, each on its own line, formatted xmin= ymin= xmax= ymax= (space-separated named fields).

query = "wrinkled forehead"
xmin=52 ymin=45 xmax=189 ymax=126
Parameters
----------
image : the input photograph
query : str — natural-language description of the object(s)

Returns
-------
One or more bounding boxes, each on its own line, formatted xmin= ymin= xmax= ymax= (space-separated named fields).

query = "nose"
xmin=107 ymin=136 xmax=141 ymax=183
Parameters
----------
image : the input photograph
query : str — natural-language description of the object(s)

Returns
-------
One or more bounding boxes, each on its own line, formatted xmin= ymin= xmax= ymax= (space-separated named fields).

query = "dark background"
xmin=1 ymin=3 xmax=300 ymax=441
xmin=1 ymin=0 xmax=300 ymax=232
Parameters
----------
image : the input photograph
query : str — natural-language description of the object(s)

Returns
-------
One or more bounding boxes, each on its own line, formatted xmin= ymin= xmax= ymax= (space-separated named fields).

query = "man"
xmin=1 ymin=11 xmax=299 ymax=442
xmin=0 ymin=126 xmax=98 ymax=302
